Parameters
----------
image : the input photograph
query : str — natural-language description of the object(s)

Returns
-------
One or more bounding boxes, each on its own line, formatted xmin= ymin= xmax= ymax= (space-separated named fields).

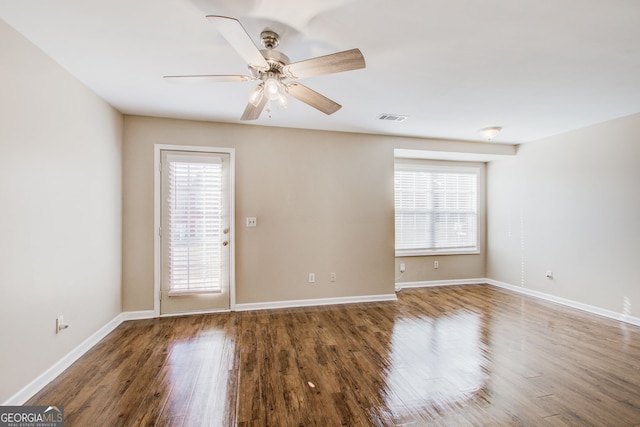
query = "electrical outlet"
xmin=246 ymin=217 xmax=257 ymax=227
xmin=545 ymin=270 xmax=554 ymax=279
xmin=434 ymin=260 xmax=439 ymax=269
xmin=56 ymin=315 xmax=68 ymax=334
xmin=329 ymin=273 xmax=336 ymax=282
xmin=308 ymin=273 xmax=315 ymax=283
xmin=399 ymin=263 xmax=406 ymax=273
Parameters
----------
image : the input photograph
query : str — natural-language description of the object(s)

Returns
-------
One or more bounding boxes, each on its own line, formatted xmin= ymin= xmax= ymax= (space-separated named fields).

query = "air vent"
xmin=377 ymin=114 xmax=408 ymax=122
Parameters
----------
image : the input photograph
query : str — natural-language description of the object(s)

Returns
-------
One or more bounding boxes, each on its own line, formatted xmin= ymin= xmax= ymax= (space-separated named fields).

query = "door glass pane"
xmin=168 ymin=157 xmax=223 ymax=293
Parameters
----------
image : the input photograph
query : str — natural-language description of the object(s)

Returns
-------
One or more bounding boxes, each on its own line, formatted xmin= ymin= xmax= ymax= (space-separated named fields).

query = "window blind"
xmin=168 ymin=157 xmax=223 ymax=293
xmin=395 ymin=163 xmax=478 ymax=255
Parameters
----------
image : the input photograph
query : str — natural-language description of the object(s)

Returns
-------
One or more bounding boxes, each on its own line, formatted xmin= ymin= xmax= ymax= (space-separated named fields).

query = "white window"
xmin=166 ymin=154 xmax=224 ymax=294
xmin=395 ymin=161 xmax=479 ymax=256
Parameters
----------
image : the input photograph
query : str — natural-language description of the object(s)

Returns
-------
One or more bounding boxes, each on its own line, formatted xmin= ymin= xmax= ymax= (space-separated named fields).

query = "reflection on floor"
xmin=385 ymin=312 xmax=487 ymax=423
xmin=28 ymin=285 xmax=640 ymax=426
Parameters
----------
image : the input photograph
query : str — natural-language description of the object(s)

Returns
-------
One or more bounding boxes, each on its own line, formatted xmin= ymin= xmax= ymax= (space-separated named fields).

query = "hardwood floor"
xmin=28 ymin=285 xmax=640 ymax=426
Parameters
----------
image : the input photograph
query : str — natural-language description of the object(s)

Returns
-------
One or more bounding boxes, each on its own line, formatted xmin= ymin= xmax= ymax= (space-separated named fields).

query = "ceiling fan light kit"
xmin=263 ymin=73 xmax=288 ymax=106
xmin=164 ymin=16 xmax=366 ymax=120
xmin=248 ymin=85 xmax=264 ymax=106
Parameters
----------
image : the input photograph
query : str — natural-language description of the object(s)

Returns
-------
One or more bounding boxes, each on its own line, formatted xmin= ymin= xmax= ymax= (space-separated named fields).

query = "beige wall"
xmin=123 ymin=117 xmax=395 ymax=308
xmin=395 ymin=160 xmax=487 ymax=284
xmin=0 ymin=20 xmax=122 ymax=403
xmin=487 ymin=113 xmax=640 ymax=316
xmin=122 ymin=117 xmax=498 ymax=310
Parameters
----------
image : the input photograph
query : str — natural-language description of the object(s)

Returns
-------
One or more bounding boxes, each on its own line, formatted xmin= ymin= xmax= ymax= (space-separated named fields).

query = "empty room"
xmin=1 ymin=0 xmax=639 ymax=425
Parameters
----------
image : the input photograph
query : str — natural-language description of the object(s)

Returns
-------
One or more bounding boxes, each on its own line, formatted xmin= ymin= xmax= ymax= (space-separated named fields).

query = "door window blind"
xmin=395 ymin=162 xmax=479 ymax=255
xmin=167 ymin=156 xmax=223 ymax=293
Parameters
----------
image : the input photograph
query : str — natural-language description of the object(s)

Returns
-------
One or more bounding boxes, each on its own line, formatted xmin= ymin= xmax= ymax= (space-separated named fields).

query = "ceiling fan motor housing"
xmin=260 ymin=30 xmax=279 ymax=49
xmin=252 ymin=48 xmax=290 ymax=82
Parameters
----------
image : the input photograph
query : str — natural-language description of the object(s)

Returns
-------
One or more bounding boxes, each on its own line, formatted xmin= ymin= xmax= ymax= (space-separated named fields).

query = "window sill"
xmin=395 ymin=249 xmax=480 ymax=257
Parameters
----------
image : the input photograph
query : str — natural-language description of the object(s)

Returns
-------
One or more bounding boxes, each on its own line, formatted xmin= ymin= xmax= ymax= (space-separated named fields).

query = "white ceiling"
xmin=1 ymin=0 xmax=639 ymax=144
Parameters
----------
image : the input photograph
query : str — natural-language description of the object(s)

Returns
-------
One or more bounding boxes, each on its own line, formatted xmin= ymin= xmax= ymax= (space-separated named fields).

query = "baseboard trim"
xmin=486 ymin=279 xmax=640 ymax=327
xmin=395 ymin=278 xmax=487 ymax=291
xmin=120 ymin=310 xmax=155 ymax=321
xmin=395 ymin=278 xmax=640 ymax=327
xmin=6 ymin=280 xmax=639 ymax=405
xmin=234 ymin=293 xmax=398 ymax=312
xmin=3 ymin=311 xmax=131 ymax=406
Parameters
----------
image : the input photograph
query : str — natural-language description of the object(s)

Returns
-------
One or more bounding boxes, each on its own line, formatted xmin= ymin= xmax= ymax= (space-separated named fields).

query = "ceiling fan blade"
xmin=241 ymin=86 xmax=268 ymax=120
xmin=163 ymin=74 xmax=257 ymax=83
xmin=206 ymin=15 xmax=269 ymax=71
xmin=286 ymin=83 xmax=342 ymax=115
xmin=283 ymin=48 xmax=365 ymax=80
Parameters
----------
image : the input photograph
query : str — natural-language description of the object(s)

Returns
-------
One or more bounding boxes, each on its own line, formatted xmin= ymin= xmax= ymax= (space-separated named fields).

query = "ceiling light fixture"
xmin=248 ymin=74 xmax=289 ymax=110
xmin=479 ymin=126 xmax=502 ymax=141
xmin=262 ymin=73 xmax=288 ymax=108
xmin=248 ymin=85 xmax=264 ymax=107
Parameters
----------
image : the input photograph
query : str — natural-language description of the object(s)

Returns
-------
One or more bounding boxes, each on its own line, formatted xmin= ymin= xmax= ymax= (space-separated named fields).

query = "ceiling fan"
xmin=164 ymin=16 xmax=366 ymax=120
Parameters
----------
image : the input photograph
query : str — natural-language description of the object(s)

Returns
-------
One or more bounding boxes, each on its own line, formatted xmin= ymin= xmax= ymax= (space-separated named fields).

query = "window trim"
xmin=394 ymin=161 xmax=480 ymax=257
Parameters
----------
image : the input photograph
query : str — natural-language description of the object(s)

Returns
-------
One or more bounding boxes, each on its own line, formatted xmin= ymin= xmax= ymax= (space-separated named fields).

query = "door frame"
xmin=153 ymin=144 xmax=236 ymax=317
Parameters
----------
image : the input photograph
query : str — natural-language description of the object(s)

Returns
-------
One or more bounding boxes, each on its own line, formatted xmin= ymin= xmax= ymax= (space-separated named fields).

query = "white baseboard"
xmin=395 ymin=278 xmax=640 ymax=327
xmin=3 ymin=292 xmax=395 ymax=405
xmin=235 ymin=293 xmax=398 ymax=312
xmin=6 ymin=280 xmax=639 ymax=406
xmin=120 ymin=310 xmax=155 ymax=321
xmin=486 ymin=279 xmax=640 ymax=327
xmin=2 ymin=310 xmax=155 ymax=406
xmin=395 ymin=278 xmax=487 ymax=291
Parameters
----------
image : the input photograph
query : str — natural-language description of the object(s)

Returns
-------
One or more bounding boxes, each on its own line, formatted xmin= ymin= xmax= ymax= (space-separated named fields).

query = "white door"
xmin=160 ymin=150 xmax=231 ymax=315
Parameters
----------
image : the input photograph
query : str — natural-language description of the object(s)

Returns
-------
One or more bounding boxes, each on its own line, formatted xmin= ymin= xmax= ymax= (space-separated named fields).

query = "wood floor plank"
xmin=26 ymin=285 xmax=640 ymax=426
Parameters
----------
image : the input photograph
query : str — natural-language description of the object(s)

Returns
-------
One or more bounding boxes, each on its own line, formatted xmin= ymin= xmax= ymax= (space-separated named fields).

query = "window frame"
xmin=394 ymin=160 xmax=480 ymax=257
xmin=165 ymin=153 xmax=224 ymax=295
